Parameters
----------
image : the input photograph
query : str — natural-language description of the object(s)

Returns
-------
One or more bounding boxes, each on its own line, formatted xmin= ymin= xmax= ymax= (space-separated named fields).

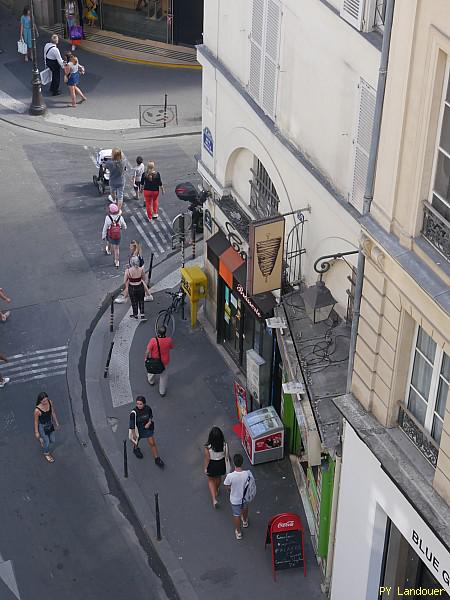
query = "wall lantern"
xmin=300 ymin=250 xmax=359 ymax=324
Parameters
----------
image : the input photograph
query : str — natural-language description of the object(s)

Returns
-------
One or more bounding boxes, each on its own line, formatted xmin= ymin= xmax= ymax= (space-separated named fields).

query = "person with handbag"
xmin=43 ymin=34 xmax=64 ymax=96
xmin=128 ymin=396 xmax=164 ymax=468
xmin=34 ymin=392 xmax=60 ymax=463
xmin=145 ymin=326 xmax=174 ymax=397
xmin=203 ymin=427 xmax=231 ymax=509
xmin=64 ymin=54 xmax=87 ymax=108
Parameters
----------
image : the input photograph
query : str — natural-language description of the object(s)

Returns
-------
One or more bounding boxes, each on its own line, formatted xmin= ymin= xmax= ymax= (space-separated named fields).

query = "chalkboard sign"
xmin=265 ymin=513 xmax=306 ymax=580
xmin=273 ymin=529 xmax=303 ymax=571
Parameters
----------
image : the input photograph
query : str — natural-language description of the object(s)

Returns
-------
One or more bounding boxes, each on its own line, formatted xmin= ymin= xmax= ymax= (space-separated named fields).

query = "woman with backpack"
xmin=102 ymin=203 xmax=126 ymax=268
xmin=141 ymin=161 xmax=164 ymax=221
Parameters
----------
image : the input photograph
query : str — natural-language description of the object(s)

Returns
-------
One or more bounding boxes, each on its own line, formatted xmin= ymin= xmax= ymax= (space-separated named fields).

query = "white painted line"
xmin=0 ymin=559 xmax=20 ymax=599
xmin=0 ymin=90 xmax=27 ymax=114
xmin=5 ymin=352 xmax=68 ymax=368
xmin=4 ymin=364 xmax=67 ymax=379
xmin=8 ymin=370 xmax=66 ymax=385
xmin=135 ymin=210 xmax=165 ymax=253
xmin=45 ymin=113 xmax=140 ymax=130
xmin=130 ymin=215 xmax=159 ymax=255
xmin=5 ymin=357 xmax=67 ymax=374
xmin=156 ymin=208 xmax=173 ymax=237
xmin=7 ymin=346 xmax=68 ymax=360
xmin=151 ymin=217 xmax=171 ymax=249
xmin=109 ymin=313 xmax=140 ymax=408
xmin=150 ymin=256 xmax=203 ymax=293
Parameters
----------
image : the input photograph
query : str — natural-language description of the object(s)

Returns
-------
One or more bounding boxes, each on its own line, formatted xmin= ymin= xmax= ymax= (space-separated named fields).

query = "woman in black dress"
xmin=129 ymin=396 xmax=164 ymax=468
xmin=203 ymin=427 xmax=229 ymax=509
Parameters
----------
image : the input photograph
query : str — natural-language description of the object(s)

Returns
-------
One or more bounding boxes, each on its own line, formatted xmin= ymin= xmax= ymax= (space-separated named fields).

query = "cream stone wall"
xmin=352 ymin=230 xmax=450 ymax=500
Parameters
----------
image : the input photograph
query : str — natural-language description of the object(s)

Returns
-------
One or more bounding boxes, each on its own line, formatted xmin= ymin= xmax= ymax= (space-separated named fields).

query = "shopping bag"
xmin=40 ymin=67 xmax=52 ymax=86
xmin=68 ymin=25 xmax=83 ymax=40
xmin=17 ymin=38 xmax=27 ymax=55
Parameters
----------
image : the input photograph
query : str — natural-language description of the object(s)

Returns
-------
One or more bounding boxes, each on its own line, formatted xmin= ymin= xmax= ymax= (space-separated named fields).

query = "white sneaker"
xmin=242 ymin=518 xmax=249 ymax=528
xmin=0 ymin=377 xmax=10 ymax=388
xmin=144 ymin=294 xmax=154 ymax=302
xmin=235 ymin=530 xmax=242 ymax=540
xmin=114 ymin=260 xmax=120 ymax=268
xmin=108 ymin=194 xmax=113 ymax=202
xmin=114 ymin=295 xmax=127 ymax=304
xmin=105 ymin=244 xmax=111 ymax=255
xmin=1 ymin=311 xmax=10 ymax=321
xmin=153 ymin=213 xmax=159 ymax=218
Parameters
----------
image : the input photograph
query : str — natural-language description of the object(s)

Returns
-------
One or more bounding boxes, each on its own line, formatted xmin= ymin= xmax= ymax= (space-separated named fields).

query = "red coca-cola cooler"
xmin=242 ymin=406 xmax=284 ymax=465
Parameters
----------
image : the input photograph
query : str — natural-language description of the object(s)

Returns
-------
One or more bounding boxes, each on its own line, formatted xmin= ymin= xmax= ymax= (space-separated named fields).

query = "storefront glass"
xmin=98 ymin=0 xmax=167 ymax=41
xmin=380 ymin=521 xmax=449 ymax=598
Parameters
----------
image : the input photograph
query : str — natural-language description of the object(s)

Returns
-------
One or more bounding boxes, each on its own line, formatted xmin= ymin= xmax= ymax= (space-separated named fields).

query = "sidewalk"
xmin=0 ymin=5 xmax=201 ymax=137
xmin=83 ymin=256 xmax=326 ymax=600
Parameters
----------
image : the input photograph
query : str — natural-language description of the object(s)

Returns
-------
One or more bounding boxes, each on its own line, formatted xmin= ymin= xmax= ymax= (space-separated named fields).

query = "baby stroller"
xmin=93 ymin=149 xmax=112 ymax=195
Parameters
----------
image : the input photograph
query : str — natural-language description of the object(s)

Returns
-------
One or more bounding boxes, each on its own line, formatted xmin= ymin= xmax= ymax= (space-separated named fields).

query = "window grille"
xmin=249 ymin=159 xmax=280 ymax=218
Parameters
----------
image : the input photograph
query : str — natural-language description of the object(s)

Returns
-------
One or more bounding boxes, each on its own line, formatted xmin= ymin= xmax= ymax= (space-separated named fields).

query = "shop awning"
xmin=206 ymin=230 xmax=278 ymax=320
xmin=206 ymin=230 xmax=230 ymax=271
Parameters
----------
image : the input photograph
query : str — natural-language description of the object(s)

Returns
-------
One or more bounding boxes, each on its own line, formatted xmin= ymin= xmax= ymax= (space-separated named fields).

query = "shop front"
xmin=206 ymin=227 xmax=281 ymax=410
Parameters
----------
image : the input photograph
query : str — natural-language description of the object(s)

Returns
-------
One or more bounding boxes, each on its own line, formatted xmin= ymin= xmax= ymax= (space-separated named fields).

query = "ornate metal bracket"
xmin=313 ymin=250 xmax=359 ymax=279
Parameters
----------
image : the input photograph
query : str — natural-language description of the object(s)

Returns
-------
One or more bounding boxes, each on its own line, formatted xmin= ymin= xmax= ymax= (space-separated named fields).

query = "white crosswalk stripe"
xmin=1 ymin=346 xmax=68 ymax=385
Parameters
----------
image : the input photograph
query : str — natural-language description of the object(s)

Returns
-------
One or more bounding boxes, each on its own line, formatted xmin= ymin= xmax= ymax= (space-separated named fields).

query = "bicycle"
xmin=154 ymin=287 xmax=185 ymax=336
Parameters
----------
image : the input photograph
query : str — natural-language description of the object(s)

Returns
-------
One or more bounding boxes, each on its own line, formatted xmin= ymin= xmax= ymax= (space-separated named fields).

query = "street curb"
xmin=0 ymin=109 xmax=201 ymax=140
xmin=81 ymin=46 xmax=202 ymax=70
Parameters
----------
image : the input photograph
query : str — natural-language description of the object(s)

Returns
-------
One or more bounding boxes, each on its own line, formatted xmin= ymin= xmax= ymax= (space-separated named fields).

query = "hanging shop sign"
xmin=203 ymin=127 xmax=214 ymax=156
xmin=248 ymin=216 xmax=285 ymax=295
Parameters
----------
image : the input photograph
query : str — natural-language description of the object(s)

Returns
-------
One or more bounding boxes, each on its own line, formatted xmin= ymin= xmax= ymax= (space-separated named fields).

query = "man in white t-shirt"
xmin=224 ymin=453 xmax=251 ymax=540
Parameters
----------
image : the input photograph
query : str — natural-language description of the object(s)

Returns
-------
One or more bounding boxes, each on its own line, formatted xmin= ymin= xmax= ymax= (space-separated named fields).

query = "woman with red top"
xmin=145 ymin=326 xmax=174 ymax=397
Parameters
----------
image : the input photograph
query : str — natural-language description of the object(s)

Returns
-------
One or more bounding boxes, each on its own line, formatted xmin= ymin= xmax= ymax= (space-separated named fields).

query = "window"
xmin=248 ymin=0 xmax=281 ymax=119
xmin=429 ymin=64 xmax=450 ymax=224
xmin=349 ymin=78 xmax=376 ymax=213
xmin=249 ymin=158 xmax=279 ymax=218
xmin=406 ymin=326 xmax=449 ymax=445
xmin=340 ymin=0 xmax=386 ymax=33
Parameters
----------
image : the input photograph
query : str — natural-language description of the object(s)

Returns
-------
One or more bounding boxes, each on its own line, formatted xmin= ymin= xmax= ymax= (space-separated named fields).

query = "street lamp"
xmin=29 ymin=0 xmax=46 ymax=116
xmin=300 ymin=250 xmax=358 ymax=324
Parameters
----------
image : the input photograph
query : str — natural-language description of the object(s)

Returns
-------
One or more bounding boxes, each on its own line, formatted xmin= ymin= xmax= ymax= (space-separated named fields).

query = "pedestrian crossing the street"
xmin=1 ymin=346 xmax=68 ymax=385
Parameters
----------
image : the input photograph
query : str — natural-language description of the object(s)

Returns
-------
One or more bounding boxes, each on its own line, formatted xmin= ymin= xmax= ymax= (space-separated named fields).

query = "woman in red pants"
xmin=141 ymin=161 xmax=165 ymax=221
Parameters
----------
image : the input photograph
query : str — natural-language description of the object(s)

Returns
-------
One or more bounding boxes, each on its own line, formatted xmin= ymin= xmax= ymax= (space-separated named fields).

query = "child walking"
xmin=133 ymin=156 xmax=145 ymax=201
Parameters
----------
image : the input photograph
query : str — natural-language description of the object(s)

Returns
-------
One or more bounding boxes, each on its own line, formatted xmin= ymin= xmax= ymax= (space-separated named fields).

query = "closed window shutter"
xmin=340 ymin=0 xmax=365 ymax=30
xmin=249 ymin=0 xmax=265 ymax=102
xmin=262 ymin=0 xmax=280 ymax=117
xmin=350 ymin=79 xmax=376 ymax=213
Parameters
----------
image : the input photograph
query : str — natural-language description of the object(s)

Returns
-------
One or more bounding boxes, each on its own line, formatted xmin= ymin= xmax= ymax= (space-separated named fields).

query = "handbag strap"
xmin=155 ymin=337 xmax=162 ymax=360
xmin=241 ymin=472 xmax=251 ymax=507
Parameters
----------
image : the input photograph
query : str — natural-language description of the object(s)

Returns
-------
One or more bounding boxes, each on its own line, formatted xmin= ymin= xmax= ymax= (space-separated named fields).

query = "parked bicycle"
xmin=155 ymin=287 xmax=185 ymax=336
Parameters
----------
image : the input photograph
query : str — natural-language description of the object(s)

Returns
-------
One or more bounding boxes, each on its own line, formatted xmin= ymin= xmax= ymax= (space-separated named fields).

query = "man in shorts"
xmin=224 ymin=453 xmax=252 ymax=540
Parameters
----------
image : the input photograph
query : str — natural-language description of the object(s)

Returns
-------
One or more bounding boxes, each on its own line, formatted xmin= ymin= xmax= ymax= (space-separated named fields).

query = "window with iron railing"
xmin=423 ymin=62 xmax=450 ymax=262
xmin=249 ymin=159 xmax=280 ymax=218
xmin=399 ymin=325 xmax=449 ymax=465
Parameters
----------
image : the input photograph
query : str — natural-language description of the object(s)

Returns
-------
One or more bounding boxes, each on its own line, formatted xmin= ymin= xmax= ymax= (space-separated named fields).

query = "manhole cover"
xmin=139 ymin=104 xmax=178 ymax=128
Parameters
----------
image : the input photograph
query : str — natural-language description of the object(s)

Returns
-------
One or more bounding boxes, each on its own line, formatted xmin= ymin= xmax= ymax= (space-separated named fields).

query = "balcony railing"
xmin=398 ymin=403 xmax=439 ymax=468
xmin=421 ymin=201 xmax=450 ymax=262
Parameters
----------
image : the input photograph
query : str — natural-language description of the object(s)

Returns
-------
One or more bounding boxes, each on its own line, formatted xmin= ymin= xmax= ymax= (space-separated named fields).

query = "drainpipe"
xmin=346 ymin=0 xmax=396 ymax=394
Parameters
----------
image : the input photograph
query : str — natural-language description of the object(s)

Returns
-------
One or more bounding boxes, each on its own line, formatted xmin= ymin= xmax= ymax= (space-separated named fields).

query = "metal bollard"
xmin=163 ymin=93 xmax=168 ymax=128
xmin=123 ymin=440 xmax=128 ymax=478
xmin=147 ymin=252 xmax=154 ymax=286
xmin=103 ymin=341 xmax=114 ymax=378
xmin=110 ymin=296 xmax=114 ymax=332
xmin=155 ymin=493 xmax=162 ymax=540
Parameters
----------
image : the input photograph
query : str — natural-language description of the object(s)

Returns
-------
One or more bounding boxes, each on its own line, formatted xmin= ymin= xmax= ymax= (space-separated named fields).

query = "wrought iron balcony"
xmin=421 ymin=201 xmax=450 ymax=262
xmin=398 ymin=403 xmax=439 ymax=468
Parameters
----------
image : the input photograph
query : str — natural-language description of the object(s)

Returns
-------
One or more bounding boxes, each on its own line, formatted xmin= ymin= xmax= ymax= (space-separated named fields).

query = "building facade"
xmin=332 ymin=0 xmax=450 ymax=597
xmin=198 ymin=0 xmax=388 ymax=584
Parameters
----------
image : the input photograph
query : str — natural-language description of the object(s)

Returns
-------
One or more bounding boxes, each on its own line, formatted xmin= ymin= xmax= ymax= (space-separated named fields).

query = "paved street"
xmin=0 ymin=108 xmax=199 ymax=598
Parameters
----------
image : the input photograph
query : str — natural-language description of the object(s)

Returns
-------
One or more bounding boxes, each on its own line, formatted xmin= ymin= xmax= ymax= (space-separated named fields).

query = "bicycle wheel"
xmin=155 ymin=311 xmax=176 ymax=337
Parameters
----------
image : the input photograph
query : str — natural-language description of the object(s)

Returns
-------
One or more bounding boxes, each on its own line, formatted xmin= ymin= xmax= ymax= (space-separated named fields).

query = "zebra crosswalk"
xmin=126 ymin=204 xmax=174 ymax=256
xmin=1 ymin=345 xmax=68 ymax=385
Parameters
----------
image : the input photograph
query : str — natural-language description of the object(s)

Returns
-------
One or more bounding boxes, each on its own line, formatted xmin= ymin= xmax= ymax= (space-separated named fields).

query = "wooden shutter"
xmin=249 ymin=0 xmax=265 ymax=102
xmin=261 ymin=0 xmax=281 ymax=117
xmin=340 ymin=0 xmax=365 ymax=30
xmin=350 ymin=79 xmax=376 ymax=213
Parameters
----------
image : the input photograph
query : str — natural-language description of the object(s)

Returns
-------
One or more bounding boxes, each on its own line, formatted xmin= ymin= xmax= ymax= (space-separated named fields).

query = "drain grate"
xmin=139 ymin=104 xmax=178 ymax=128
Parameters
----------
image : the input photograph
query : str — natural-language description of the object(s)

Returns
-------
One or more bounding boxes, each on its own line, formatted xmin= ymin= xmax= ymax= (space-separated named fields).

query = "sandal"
xmin=44 ymin=454 xmax=55 ymax=463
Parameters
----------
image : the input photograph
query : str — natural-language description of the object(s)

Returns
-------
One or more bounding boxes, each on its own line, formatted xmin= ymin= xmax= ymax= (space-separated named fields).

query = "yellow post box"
xmin=180 ymin=266 xmax=208 ymax=328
